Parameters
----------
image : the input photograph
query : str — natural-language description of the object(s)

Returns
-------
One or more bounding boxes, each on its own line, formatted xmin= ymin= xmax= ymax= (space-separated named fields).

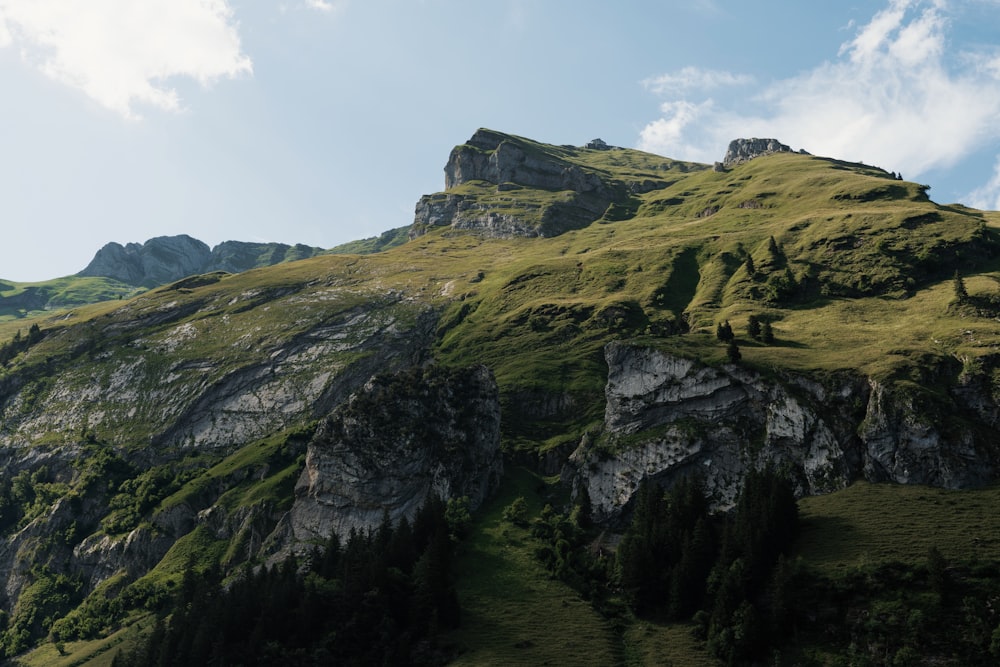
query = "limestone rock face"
xmin=288 ymin=364 xmax=503 ymax=543
xmin=78 ymin=236 xmax=326 ymax=287
xmin=723 ymin=138 xmax=793 ymax=168
xmin=412 ymin=129 xmax=628 ymax=239
xmin=79 ymin=235 xmax=212 ymax=287
xmin=567 ymin=342 xmax=999 ymax=522
xmin=444 ymin=129 xmax=607 ymax=193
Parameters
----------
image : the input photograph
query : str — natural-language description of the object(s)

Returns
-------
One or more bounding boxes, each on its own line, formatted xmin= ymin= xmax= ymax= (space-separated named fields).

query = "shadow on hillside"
xmin=796 ymin=514 xmax=863 ymax=567
xmin=738 ymin=336 xmax=807 ymax=350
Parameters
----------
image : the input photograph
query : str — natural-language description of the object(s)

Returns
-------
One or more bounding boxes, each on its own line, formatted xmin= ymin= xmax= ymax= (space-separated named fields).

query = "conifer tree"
xmin=726 ymin=339 xmax=741 ymax=363
xmin=747 ymin=315 xmax=761 ymax=340
xmin=761 ymin=321 xmax=774 ymax=345
xmin=716 ymin=320 xmax=734 ymax=342
xmin=954 ymin=270 xmax=968 ymax=303
xmin=767 ymin=235 xmax=780 ymax=256
xmin=744 ymin=254 xmax=756 ymax=278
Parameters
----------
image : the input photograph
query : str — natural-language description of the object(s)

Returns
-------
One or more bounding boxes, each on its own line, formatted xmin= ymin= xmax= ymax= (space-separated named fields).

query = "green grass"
xmin=796 ymin=481 xmax=1000 ymax=573
xmin=447 ymin=466 xmax=620 ymax=666
xmin=0 ymin=276 xmax=141 ymax=321
xmin=13 ymin=615 xmax=150 ymax=667
xmin=622 ymin=622 xmax=717 ymax=667
xmin=327 ymin=225 xmax=410 ymax=254
xmin=158 ymin=426 xmax=307 ymax=513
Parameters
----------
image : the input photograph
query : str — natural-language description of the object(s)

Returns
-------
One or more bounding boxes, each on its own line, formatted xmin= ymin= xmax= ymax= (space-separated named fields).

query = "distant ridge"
xmin=77 ymin=234 xmax=327 ymax=287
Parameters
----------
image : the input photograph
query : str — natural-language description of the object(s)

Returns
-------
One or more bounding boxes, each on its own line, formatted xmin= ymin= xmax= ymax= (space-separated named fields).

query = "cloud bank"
xmin=0 ymin=0 xmax=252 ymax=119
xmin=638 ymin=0 xmax=1000 ymax=204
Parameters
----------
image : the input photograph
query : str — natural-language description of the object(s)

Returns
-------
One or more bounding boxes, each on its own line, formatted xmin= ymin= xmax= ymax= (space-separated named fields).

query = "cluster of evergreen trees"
xmin=112 ymin=495 xmax=460 ymax=666
xmin=617 ymin=469 xmax=799 ymax=664
xmin=0 ymin=324 xmax=43 ymax=366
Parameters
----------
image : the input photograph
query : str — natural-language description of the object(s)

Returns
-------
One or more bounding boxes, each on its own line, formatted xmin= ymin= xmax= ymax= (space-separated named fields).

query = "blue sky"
xmin=2 ymin=0 xmax=1000 ymax=282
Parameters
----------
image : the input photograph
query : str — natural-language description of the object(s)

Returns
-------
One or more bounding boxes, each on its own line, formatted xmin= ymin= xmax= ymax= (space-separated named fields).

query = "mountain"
xmin=1 ymin=129 xmax=1000 ymax=664
xmin=77 ymin=235 xmax=328 ymax=287
xmin=0 ymin=237 xmax=330 ymax=320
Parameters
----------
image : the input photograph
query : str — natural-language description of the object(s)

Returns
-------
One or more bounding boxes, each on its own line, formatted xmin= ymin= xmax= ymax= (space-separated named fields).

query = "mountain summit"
xmin=77 ymin=234 xmax=326 ymax=287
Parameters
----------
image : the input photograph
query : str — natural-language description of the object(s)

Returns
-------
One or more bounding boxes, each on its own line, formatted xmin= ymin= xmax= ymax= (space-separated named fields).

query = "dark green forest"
xmin=110 ymin=496 xmax=461 ymax=667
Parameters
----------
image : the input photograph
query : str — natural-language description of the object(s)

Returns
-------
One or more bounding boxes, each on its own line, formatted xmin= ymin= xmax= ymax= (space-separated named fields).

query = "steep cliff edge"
xmin=411 ymin=128 xmax=690 ymax=239
xmin=566 ymin=342 xmax=1000 ymax=522
xmin=285 ymin=364 xmax=502 ymax=546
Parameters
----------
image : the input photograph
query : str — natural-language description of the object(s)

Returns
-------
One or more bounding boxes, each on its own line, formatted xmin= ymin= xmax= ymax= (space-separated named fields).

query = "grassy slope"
xmin=796 ymin=481 xmax=1000 ymax=572
xmin=4 ymin=145 xmax=996 ymax=395
xmin=0 ymin=276 xmax=141 ymax=321
xmin=447 ymin=467 xmax=620 ymax=666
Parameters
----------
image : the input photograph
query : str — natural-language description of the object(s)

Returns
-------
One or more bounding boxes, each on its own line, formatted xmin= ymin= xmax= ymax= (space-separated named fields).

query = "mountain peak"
xmin=77 ymin=235 xmax=327 ymax=288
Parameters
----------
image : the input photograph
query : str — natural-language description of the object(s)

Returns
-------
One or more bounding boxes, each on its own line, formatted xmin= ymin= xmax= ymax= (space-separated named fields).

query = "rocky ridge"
xmin=78 ymin=235 xmax=326 ymax=288
xmin=566 ymin=342 xmax=999 ymax=522
xmin=411 ymin=128 xmax=641 ymax=239
xmin=722 ymin=137 xmax=795 ymax=168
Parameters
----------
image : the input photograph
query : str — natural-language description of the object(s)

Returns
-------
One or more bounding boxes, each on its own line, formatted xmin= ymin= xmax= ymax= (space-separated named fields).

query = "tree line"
xmin=111 ymin=494 xmax=462 ymax=667
xmin=0 ymin=323 xmax=43 ymax=366
xmin=617 ymin=468 xmax=799 ymax=664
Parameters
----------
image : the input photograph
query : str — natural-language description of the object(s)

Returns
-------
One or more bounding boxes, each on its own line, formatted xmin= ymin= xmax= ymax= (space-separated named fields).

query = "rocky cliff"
xmin=566 ymin=342 xmax=1000 ymax=522
xmin=286 ymin=364 xmax=502 ymax=545
xmin=722 ymin=137 xmax=794 ymax=168
xmin=78 ymin=235 xmax=327 ymax=287
xmin=410 ymin=128 xmax=638 ymax=239
xmin=0 ymin=272 xmax=441 ymax=620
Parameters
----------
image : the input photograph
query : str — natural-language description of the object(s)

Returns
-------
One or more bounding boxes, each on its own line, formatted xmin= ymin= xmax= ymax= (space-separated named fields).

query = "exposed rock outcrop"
xmin=0 ymin=288 xmax=442 ymax=614
xmin=78 ymin=235 xmax=327 ymax=288
xmin=566 ymin=342 xmax=1000 ymax=522
xmin=723 ymin=138 xmax=793 ymax=168
xmin=79 ymin=235 xmax=212 ymax=287
xmin=0 ymin=298 xmax=438 ymax=456
xmin=286 ymin=364 xmax=503 ymax=544
xmin=443 ymin=129 xmax=607 ymax=193
xmin=411 ymin=129 xmax=629 ymax=239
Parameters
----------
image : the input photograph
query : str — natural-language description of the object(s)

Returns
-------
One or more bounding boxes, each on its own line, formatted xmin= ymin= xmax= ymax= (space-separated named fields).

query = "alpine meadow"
xmin=2 ymin=129 xmax=1000 ymax=665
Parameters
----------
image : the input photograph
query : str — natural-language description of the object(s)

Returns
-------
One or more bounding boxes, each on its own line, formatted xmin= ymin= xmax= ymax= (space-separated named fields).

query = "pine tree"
xmin=716 ymin=320 xmax=734 ymax=342
xmin=954 ymin=270 xmax=968 ymax=303
xmin=761 ymin=321 xmax=774 ymax=345
xmin=744 ymin=254 xmax=756 ymax=278
xmin=747 ymin=315 xmax=761 ymax=340
xmin=767 ymin=235 xmax=780 ymax=257
xmin=726 ymin=339 xmax=741 ymax=363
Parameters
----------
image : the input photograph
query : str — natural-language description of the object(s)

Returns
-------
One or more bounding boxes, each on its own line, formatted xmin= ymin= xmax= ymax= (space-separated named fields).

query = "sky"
xmin=2 ymin=0 xmax=1000 ymax=282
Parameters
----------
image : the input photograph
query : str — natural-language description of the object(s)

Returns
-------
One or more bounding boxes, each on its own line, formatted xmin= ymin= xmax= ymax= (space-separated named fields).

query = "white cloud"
xmin=305 ymin=0 xmax=347 ymax=14
xmin=0 ymin=0 xmax=252 ymax=119
xmin=637 ymin=0 xmax=1000 ymax=185
xmin=638 ymin=100 xmax=721 ymax=163
xmin=967 ymin=157 xmax=1000 ymax=211
xmin=643 ymin=67 xmax=754 ymax=96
